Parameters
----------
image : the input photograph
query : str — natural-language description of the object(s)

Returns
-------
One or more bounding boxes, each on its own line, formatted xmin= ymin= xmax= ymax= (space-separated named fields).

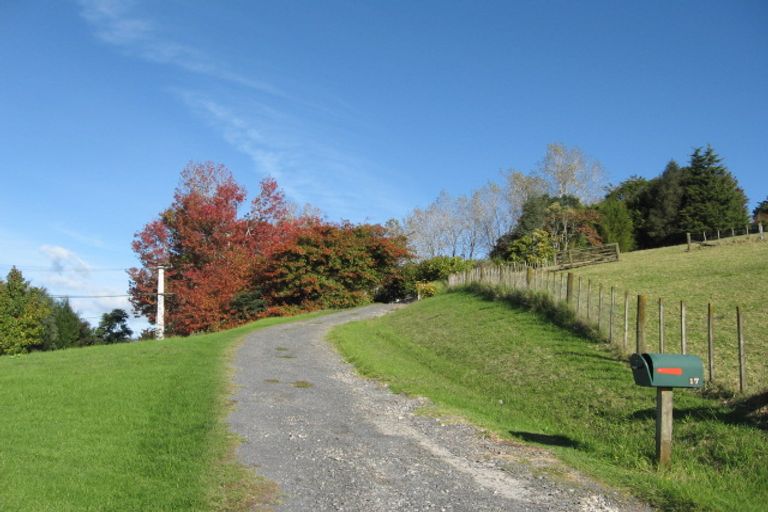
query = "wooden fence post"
xmin=731 ymin=227 xmax=735 ymax=238
xmin=577 ymin=277 xmax=583 ymax=316
xmin=566 ymin=273 xmax=574 ymax=305
xmin=598 ymin=285 xmax=603 ymax=332
xmin=707 ymin=303 xmax=715 ymax=382
xmin=686 ymin=232 xmax=692 ymax=252
xmin=760 ymin=222 xmax=765 ymax=241
xmin=623 ymin=290 xmax=630 ymax=352
xmin=737 ymin=306 xmax=746 ymax=393
xmin=703 ymin=231 xmax=707 ymax=243
xmin=636 ymin=294 xmax=647 ymax=353
xmin=586 ymin=280 xmax=592 ymax=321
xmin=656 ymin=387 xmax=674 ymax=466
xmin=746 ymin=224 xmax=750 ymax=239
xmin=658 ymin=298 xmax=664 ymax=353
xmin=609 ymin=286 xmax=616 ymax=343
xmin=717 ymin=229 xmax=721 ymax=241
xmin=526 ymin=267 xmax=534 ymax=289
xmin=680 ymin=301 xmax=687 ymax=355
xmin=560 ymin=273 xmax=565 ymax=301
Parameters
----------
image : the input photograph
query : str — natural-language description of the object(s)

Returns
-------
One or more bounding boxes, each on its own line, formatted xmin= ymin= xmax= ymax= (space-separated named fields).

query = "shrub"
xmin=493 ymin=229 xmax=555 ymax=265
xmin=415 ymin=256 xmax=474 ymax=282
xmin=375 ymin=263 xmax=417 ymax=302
xmin=416 ymin=282 xmax=438 ymax=299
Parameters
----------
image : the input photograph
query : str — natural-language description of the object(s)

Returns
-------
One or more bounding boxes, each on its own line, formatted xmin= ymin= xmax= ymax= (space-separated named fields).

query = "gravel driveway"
xmin=228 ymin=304 xmax=649 ymax=512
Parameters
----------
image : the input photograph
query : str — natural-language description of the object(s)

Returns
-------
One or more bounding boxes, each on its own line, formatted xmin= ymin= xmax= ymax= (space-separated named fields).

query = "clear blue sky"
xmin=1 ymin=0 xmax=766 ymax=329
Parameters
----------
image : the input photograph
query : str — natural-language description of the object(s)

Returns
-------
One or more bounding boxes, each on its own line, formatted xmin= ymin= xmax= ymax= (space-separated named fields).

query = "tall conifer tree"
xmin=678 ymin=146 xmax=748 ymax=233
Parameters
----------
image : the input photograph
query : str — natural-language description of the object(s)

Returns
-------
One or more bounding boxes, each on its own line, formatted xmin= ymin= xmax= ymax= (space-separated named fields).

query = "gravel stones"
xmin=228 ymin=305 xmax=650 ymax=512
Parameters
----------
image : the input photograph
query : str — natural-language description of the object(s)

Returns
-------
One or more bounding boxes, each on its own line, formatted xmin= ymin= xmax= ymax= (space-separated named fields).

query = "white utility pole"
xmin=156 ymin=266 xmax=166 ymax=340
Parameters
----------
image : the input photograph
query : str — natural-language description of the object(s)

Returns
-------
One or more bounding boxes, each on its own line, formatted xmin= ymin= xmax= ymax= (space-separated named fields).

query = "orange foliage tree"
xmin=259 ymin=222 xmax=410 ymax=311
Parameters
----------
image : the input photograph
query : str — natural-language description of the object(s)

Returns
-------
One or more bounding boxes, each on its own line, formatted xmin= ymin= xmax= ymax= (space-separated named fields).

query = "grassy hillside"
xmin=331 ymin=291 xmax=768 ymax=512
xmin=0 ymin=312 xmax=326 ymax=512
xmin=567 ymin=239 xmax=767 ymax=392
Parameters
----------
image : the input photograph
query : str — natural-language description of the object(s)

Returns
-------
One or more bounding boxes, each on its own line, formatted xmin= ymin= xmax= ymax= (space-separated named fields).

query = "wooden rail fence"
xmin=556 ymin=243 xmax=620 ymax=269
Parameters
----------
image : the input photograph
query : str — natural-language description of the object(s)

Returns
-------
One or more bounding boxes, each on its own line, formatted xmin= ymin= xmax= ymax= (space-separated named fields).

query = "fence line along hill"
xmin=450 ymin=236 xmax=767 ymax=394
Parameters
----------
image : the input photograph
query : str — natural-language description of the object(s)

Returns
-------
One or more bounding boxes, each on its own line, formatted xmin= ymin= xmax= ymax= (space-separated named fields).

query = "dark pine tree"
xmin=678 ymin=146 xmax=748 ymax=234
xmin=95 ymin=309 xmax=133 ymax=344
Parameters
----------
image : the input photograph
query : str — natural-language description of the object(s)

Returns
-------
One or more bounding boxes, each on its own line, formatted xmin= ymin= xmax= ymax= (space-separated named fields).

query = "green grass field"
xmin=0 ymin=312 xmax=327 ymax=512
xmin=330 ymin=291 xmax=768 ymax=511
xmin=565 ymin=239 xmax=767 ymax=393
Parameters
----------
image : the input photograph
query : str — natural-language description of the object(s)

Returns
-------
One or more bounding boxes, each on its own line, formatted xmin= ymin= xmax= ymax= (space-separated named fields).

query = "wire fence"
xmin=685 ymin=222 xmax=765 ymax=249
xmin=448 ymin=262 xmax=764 ymax=395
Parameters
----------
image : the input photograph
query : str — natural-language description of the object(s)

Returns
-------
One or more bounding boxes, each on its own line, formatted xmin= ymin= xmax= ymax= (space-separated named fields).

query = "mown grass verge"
xmin=329 ymin=290 xmax=768 ymax=511
xmin=0 ymin=311 xmax=328 ymax=512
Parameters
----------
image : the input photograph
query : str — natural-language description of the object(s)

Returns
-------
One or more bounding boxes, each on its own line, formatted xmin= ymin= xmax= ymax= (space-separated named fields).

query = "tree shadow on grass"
xmin=460 ymin=285 xmax=601 ymax=343
xmin=509 ymin=431 xmax=584 ymax=449
xmin=629 ymin=392 xmax=768 ymax=431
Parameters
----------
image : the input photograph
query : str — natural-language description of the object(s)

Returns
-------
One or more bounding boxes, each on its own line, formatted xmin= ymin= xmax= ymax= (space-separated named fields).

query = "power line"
xmin=50 ymin=294 xmax=131 ymax=299
xmin=50 ymin=292 xmax=163 ymax=299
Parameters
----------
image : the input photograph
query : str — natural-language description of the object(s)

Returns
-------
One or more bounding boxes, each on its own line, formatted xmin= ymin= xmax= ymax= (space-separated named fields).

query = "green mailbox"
xmin=630 ymin=353 xmax=704 ymax=388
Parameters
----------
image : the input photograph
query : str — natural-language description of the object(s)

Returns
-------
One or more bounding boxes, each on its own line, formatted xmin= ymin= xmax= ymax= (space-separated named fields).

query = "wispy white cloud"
xmin=177 ymin=91 xmax=407 ymax=221
xmin=54 ymin=225 xmax=106 ymax=249
xmin=78 ymin=1 xmax=406 ymax=222
xmin=40 ymin=244 xmax=92 ymax=277
xmin=78 ymin=0 xmax=282 ymax=95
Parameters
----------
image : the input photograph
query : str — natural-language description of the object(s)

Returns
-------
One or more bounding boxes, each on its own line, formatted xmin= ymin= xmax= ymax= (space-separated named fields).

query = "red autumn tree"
xmin=244 ymin=177 xmax=311 ymax=260
xmin=129 ymin=162 xmax=295 ymax=335
xmin=259 ymin=222 xmax=411 ymax=311
xmin=129 ymin=162 xmax=410 ymax=335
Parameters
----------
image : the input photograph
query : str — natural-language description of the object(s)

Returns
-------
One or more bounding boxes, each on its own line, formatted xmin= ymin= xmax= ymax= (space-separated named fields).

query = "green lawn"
xmin=565 ymin=239 xmax=767 ymax=392
xmin=0 ymin=312 xmax=327 ymax=512
xmin=330 ymin=291 xmax=768 ymax=511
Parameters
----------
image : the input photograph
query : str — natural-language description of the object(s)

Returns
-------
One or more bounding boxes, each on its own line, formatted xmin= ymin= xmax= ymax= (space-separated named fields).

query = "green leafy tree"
xmin=606 ymin=176 xmax=650 ymax=204
xmin=94 ymin=309 xmax=133 ymax=344
xmin=493 ymin=229 xmax=555 ymax=265
xmin=513 ymin=194 xmax=553 ymax=237
xmin=641 ymin=161 xmax=684 ymax=247
xmin=49 ymin=299 xmax=93 ymax=350
xmin=605 ymin=176 xmax=650 ymax=248
xmin=0 ymin=267 xmax=52 ymax=355
xmin=598 ymin=198 xmax=635 ymax=252
xmin=542 ymin=196 xmax=598 ymax=250
xmin=492 ymin=194 xmax=595 ymax=259
xmin=678 ymin=146 xmax=748 ymax=233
